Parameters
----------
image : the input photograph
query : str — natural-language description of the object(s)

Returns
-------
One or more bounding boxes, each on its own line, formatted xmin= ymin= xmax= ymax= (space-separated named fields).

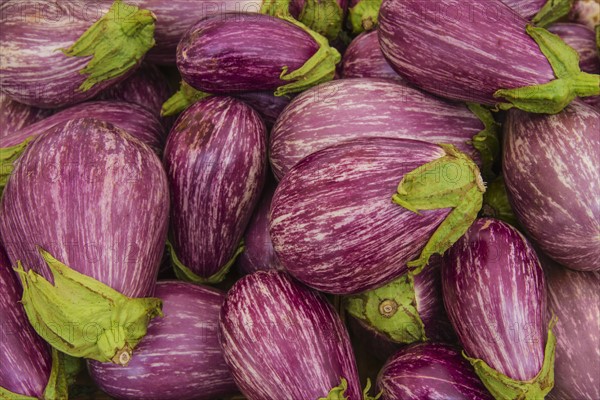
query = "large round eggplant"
xmin=341 ymin=32 xmax=403 ymax=82
xmin=0 ymin=0 xmax=155 ymax=108
xmin=219 ymin=270 xmax=371 ymax=400
xmin=270 ymin=78 xmax=499 ymax=180
xmin=270 ymin=137 xmax=485 ymax=294
xmin=164 ymin=96 xmax=266 ymax=284
xmin=0 ymin=118 xmax=169 ymax=364
xmin=442 ymin=218 xmax=555 ymax=400
xmin=377 ymin=343 xmax=493 ymax=400
xmin=503 ymin=101 xmax=599 ymax=271
xmin=0 ymin=93 xmax=52 ymax=136
xmin=378 ymin=0 xmax=600 ymax=114
xmin=88 ymin=281 xmax=238 ymax=400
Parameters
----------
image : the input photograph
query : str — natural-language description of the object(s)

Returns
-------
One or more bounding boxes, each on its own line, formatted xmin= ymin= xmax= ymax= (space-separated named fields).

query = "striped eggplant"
xmin=503 ymin=101 xmax=600 ymax=271
xmin=0 ymin=0 xmax=155 ymax=108
xmin=88 ymin=281 xmax=238 ymax=400
xmin=501 ymin=0 xmax=572 ymax=26
xmin=378 ymin=0 xmax=600 ymax=114
xmin=164 ymin=96 xmax=266 ymax=284
xmin=541 ymin=255 xmax=600 ymax=400
xmin=177 ymin=13 xmax=340 ymax=97
xmin=270 ymin=137 xmax=486 ymax=294
xmin=377 ymin=343 xmax=493 ymax=400
xmin=569 ymin=0 xmax=600 ymax=30
xmin=0 ymin=93 xmax=52 ymax=136
xmin=0 ymin=118 xmax=169 ymax=364
xmin=270 ymin=78 xmax=499 ymax=180
xmin=234 ymin=91 xmax=293 ymax=128
xmin=442 ymin=218 xmax=555 ymax=400
xmin=341 ymin=32 xmax=403 ymax=82
xmin=220 ymin=270 xmax=373 ymax=400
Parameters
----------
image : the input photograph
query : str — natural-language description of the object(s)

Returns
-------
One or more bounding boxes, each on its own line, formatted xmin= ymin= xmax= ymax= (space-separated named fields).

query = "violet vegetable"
xmin=0 ymin=93 xmax=52 ymax=136
xmin=341 ymin=31 xmax=403 ymax=82
xmin=503 ymin=101 xmax=599 ymax=271
xmin=234 ymin=91 xmax=293 ymax=128
xmin=88 ymin=281 xmax=238 ymax=400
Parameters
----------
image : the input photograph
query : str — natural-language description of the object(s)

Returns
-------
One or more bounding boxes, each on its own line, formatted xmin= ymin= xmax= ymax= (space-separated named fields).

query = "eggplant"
xmin=378 ymin=0 xmax=600 ymax=114
xmin=500 ymin=0 xmax=571 ymax=26
xmin=377 ymin=343 xmax=493 ymax=400
xmin=234 ymin=91 xmax=293 ymax=128
xmin=270 ymin=78 xmax=499 ymax=180
xmin=88 ymin=281 xmax=238 ymax=400
xmin=0 ymin=118 xmax=169 ymax=364
xmin=542 ymin=256 xmax=600 ymax=400
xmin=442 ymin=218 xmax=555 ymax=400
xmin=341 ymin=32 xmax=403 ymax=82
xmin=503 ymin=101 xmax=599 ymax=271
xmin=164 ymin=96 xmax=266 ymax=284
xmin=0 ymin=93 xmax=52 ymax=136
xmin=219 ymin=270 xmax=371 ymax=400
xmin=568 ymin=0 xmax=600 ymax=30
xmin=270 ymin=137 xmax=485 ymax=294
xmin=0 ymin=0 xmax=156 ymax=108
xmin=177 ymin=13 xmax=340 ymax=97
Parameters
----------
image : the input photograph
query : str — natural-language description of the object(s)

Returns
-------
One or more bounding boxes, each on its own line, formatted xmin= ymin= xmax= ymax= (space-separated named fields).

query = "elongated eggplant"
xmin=503 ymin=101 xmax=599 ymax=271
xmin=270 ymin=78 xmax=499 ymax=180
xmin=0 ymin=93 xmax=52 ymax=136
xmin=220 ymin=270 xmax=371 ymax=400
xmin=270 ymin=137 xmax=485 ymax=294
xmin=377 ymin=343 xmax=493 ymax=400
xmin=442 ymin=218 xmax=555 ymax=400
xmin=0 ymin=118 xmax=169 ymax=364
xmin=542 ymin=256 xmax=600 ymax=400
xmin=341 ymin=32 xmax=403 ymax=82
xmin=164 ymin=96 xmax=266 ymax=284
xmin=88 ymin=281 xmax=238 ymax=400
xmin=0 ymin=0 xmax=155 ymax=108
xmin=177 ymin=13 xmax=340 ymax=97
xmin=378 ymin=0 xmax=600 ymax=114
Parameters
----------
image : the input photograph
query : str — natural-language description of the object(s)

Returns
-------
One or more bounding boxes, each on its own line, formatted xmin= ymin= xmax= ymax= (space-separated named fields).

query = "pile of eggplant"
xmin=0 ymin=0 xmax=598 ymax=399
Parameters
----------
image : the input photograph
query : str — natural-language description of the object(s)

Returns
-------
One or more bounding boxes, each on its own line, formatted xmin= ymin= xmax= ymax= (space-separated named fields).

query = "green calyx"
xmin=61 ymin=0 xmax=156 ymax=92
xmin=494 ymin=25 xmax=600 ymax=114
xmin=464 ymin=317 xmax=557 ymax=400
xmin=14 ymin=248 xmax=163 ymax=365
xmin=531 ymin=0 xmax=573 ymax=28
xmin=161 ymin=81 xmax=212 ymax=117
xmin=392 ymin=144 xmax=485 ymax=274
xmin=466 ymin=103 xmax=500 ymax=182
xmin=298 ymin=0 xmax=344 ymax=41
xmin=345 ymin=274 xmax=427 ymax=344
xmin=167 ymin=240 xmax=244 ymax=285
xmin=480 ymin=175 xmax=520 ymax=228
xmin=348 ymin=0 xmax=382 ymax=35
xmin=317 ymin=378 xmax=382 ymax=400
xmin=0 ymin=136 xmax=33 ymax=194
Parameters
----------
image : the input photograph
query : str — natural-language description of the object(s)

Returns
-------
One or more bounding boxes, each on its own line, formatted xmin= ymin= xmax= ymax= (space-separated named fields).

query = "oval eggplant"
xmin=0 ymin=93 xmax=52 ymax=136
xmin=503 ymin=101 xmax=600 ymax=271
xmin=377 ymin=342 xmax=493 ymax=400
xmin=341 ymin=31 xmax=403 ymax=82
xmin=164 ymin=96 xmax=266 ymax=283
xmin=88 ymin=281 xmax=238 ymax=400
xmin=219 ymin=270 xmax=364 ymax=400
xmin=442 ymin=218 xmax=554 ymax=399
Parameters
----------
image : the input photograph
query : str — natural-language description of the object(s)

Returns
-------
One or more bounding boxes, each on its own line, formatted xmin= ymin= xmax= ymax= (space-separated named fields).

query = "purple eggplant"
xmin=378 ymin=0 xmax=600 ymax=114
xmin=177 ymin=13 xmax=340 ymax=97
xmin=568 ymin=0 xmax=599 ymax=30
xmin=0 ymin=0 xmax=156 ymax=108
xmin=503 ymin=101 xmax=599 ymax=271
xmin=0 ymin=93 xmax=52 ymax=136
xmin=270 ymin=78 xmax=499 ymax=180
xmin=88 ymin=281 xmax=238 ymax=400
xmin=377 ymin=343 xmax=493 ymax=400
xmin=341 ymin=31 xmax=403 ymax=82
xmin=0 ymin=118 xmax=169 ymax=364
xmin=501 ymin=0 xmax=572 ymax=26
xmin=442 ymin=218 xmax=555 ymax=399
xmin=164 ymin=96 xmax=266 ymax=283
xmin=542 ymin=255 xmax=600 ymax=400
xmin=219 ymin=270 xmax=368 ymax=400
xmin=500 ymin=0 xmax=548 ymax=19
xmin=234 ymin=91 xmax=293 ymax=128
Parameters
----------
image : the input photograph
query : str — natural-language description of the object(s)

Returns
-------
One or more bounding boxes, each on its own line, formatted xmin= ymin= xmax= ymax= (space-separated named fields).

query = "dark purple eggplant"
xmin=378 ymin=0 xmax=600 ymax=114
xmin=234 ymin=91 xmax=293 ymax=128
xmin=0 ymin=118 xmax=169 ymax=364
xmin=341 ymin=31 xmax=403 ymax=82
xmin=568 ymin=0 xmax=599 ymax=30
xmin=377 ymin=343 xmax=493 ymax=400
xmin=0 ymin=93 xmax=52 ymax=136
xmin=88 ymin=281 xmax=238 ymax=400
xmin=177 ymin=13 xmax=340 ymax=97
xmin=503 ymin=101 xmax=599 ymax=271
xmin=220 ymin=270 xmax=373 ymax=400
xmin=442 ymin=218 xmax=555 ymax=399
xmin=163 ymin=96 xmax=266 ymax=283
xmin=0 ymin=0 xmax=155 ymax=108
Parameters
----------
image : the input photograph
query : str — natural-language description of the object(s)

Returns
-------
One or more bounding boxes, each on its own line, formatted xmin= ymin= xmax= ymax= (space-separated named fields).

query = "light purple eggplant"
xmin=568 ymin=0 xmax=599 ymax=30
xmin=377 ymin=343 xmax=493 ymax=400
xmin=500 ymin=0 xmax=547 ymax=19
xmin=270 ymin=137 xmax=453 ymax=294
xmin=541 ymin=255 xmax=600 ymax=400
xmin=163 ymin=96 xmax=266 ymax=283
xmin=503 ymin=101 xmax=600 ymax=271
xmin=442 ymin=218 xmax=554 ymax=398
xmin=219 ymin=270 xmax=365 ymax=400
xmin=0 ymin=93 xmax=52 ymax=136
xmin=88 ymin=281 xmax=238 ymax=400
xmin=234 ymin=91 xmax=293 ymax=128
xmin=341 ymin=31 xmax=403 ymax=82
